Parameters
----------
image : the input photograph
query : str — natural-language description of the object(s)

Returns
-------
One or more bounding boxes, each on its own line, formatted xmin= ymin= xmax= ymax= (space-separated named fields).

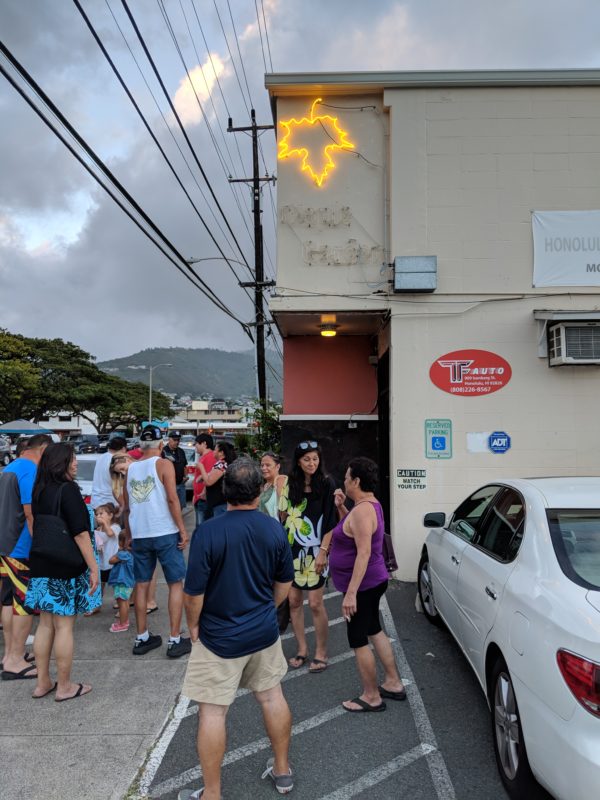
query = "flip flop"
xmin=146 ymin=606 xmax=159 ymax=614
xmin=378 ymin=685 xmax=407 ymax=701
xmin=309 ymin=658 xmax=328 ymax=673
xmin=1 ymin=664 xmax=38 ymax=680
xmin=343 ymin=697 xmax=386 ymax=713
xmin=55 ymin=683 xmax=92 ymax=703
xmin=24 ymin=653 xmax=36 ymax=664
xmin=32 ymin=681 xmax=57 ymax=699
xmin=288 ymin=654 xmax=308 ymax=669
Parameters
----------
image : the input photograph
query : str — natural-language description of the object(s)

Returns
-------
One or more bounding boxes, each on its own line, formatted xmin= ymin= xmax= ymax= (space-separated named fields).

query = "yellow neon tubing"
xmin=278 ymin=98 xmax=355 ymax=187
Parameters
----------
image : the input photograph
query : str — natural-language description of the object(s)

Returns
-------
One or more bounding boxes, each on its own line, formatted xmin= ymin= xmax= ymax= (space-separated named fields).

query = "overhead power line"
xmin=120 ymin=0 xmax=252 ymax=272
xmin=72 ymin=0 xmax=254 ymax=303
xmin=0 ymin=42 xmax=252 ymax=339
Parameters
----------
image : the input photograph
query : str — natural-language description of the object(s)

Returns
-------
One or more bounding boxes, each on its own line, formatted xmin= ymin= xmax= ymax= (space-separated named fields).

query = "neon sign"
xmin=278 ymin=98 xmax=355 ymax=187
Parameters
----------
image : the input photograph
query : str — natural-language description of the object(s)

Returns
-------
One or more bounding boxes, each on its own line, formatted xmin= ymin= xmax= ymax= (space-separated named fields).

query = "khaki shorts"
xmin=183 ymin=637 xmax=288 ymax=706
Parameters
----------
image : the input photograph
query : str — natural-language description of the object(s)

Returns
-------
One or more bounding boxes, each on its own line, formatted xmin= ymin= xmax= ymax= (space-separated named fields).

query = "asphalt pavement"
xmin=128 ymin=582 xmax=518 ymax=800
xmin=1 ymin=496 xmax=549 ymax=800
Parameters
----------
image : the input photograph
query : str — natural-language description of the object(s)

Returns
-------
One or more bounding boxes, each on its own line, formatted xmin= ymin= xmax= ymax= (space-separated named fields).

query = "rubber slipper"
xmin=1 ymin=664 xmax=38 ymax=680
xmin=24 ymin=652 xmax=36 ymax=664
xmin=309 ymin=658 xmax=328 ymax=673
xmin=379 ymin=685 xmax=407 ymax=701
xmin=146 ymin=606 xmax=159 ymax=614
xmin=55 ymin=683 xmax=92 ymax=702
xmin=343 ymin=697 xmax=386 ymax=713
xmin=32 ymin=681 xmax=57 ymax=699
xmin=288 ymin=654 xmax=308 ymax=669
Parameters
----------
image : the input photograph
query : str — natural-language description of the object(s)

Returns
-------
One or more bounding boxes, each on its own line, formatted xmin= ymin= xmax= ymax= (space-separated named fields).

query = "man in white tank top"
xmin=123 ymin=425 xmax=191 ymax=658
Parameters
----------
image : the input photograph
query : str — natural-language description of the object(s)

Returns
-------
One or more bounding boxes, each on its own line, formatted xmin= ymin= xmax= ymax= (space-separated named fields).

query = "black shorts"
xmin=100 ymin=569 xmax=112 ymax=584
xmin=346 ymin=580 xmax=388 ymax=649
xmin=1 ymin=575 xmax=13 ymax=606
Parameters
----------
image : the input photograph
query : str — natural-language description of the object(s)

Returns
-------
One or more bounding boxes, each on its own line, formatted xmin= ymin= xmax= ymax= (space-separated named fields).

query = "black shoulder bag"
xmin=30 ymin=484 xmax=87 ymax=579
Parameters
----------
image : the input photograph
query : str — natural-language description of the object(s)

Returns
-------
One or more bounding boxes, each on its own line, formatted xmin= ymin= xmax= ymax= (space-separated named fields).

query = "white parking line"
xmin=317 ymin=743 xmax=437 ymax=800
xmin=281 ymin=615 xmax=345 ymax=640
xmin=136 ymin=693 xmax=190 ymax=797
xmin=380 ymin=596 xmax=457 ymax=800
xmin=150 ymin=705 xmax=348 ymax=797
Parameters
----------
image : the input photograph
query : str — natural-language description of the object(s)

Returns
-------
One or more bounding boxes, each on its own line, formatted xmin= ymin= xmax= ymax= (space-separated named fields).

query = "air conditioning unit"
xmin=548 ymin=322 xmax=600 ymax=366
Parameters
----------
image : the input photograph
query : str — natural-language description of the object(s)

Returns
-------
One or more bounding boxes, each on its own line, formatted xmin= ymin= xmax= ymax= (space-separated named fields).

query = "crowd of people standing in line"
xmin=0 ymin=427 xmax=404 ymax=798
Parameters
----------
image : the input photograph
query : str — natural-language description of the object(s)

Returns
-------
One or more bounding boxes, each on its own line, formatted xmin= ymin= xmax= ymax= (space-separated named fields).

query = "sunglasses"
xmin=298 ymin=440 xmax=318 ymax=450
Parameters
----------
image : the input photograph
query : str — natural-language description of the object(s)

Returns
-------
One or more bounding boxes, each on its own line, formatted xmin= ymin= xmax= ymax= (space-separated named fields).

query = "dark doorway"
xmin=377 ymin=349 xmax=390 ymax=529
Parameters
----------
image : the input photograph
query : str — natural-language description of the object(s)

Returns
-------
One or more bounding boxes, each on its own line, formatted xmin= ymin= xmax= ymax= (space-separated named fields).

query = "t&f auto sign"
xmin=429 ymin=349 xmax=512 ymax=396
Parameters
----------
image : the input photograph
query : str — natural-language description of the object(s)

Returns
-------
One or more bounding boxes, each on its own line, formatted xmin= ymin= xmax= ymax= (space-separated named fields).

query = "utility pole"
xmin=228 ymin=109 xmax=275 ymax=407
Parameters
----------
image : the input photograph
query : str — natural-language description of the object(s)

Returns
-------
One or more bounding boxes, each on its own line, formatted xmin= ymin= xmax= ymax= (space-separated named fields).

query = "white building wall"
xmin=385 ymin=85 xmax=600 ymax=578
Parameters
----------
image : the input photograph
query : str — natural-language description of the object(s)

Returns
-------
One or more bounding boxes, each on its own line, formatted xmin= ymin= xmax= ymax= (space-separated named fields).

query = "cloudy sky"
xmin=1 ymin=0 xmax=600 ymax=362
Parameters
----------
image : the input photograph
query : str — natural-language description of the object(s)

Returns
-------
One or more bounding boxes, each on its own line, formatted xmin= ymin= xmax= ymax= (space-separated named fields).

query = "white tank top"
xmin=127 ymin=457 xmax=177 ymax=539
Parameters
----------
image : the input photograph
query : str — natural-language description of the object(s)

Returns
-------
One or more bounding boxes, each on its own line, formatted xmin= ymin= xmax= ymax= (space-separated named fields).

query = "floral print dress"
xmin=279 ymin=478 xmax=337 ymax=591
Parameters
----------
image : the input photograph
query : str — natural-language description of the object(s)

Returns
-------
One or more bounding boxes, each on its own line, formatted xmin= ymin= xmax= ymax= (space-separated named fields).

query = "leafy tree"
xmin=251 ymin=403 xmax=282 ymax=454
xmin=0 ymin=329 xmax=171 ymax=431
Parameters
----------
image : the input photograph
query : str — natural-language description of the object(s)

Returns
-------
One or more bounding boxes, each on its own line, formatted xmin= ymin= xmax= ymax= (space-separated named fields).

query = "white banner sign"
xmin=532 ymin=210 xmax=600 ymax=287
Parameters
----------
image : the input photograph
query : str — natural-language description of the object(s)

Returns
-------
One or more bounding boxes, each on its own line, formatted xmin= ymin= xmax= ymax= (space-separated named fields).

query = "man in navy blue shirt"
xmin=181 ymin=458 xmax=294 ymax=800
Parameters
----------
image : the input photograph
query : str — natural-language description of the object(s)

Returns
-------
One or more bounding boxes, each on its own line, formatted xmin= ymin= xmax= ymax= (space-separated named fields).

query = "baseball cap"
xmin=169 ymin=430 xmax=182 ymax=439
xmin=140 ymin=425 xmax=163 ymax=442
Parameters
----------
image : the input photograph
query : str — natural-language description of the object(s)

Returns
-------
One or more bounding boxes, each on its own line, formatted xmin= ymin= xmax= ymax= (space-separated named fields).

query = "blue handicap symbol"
xmin=432 ymin=436 xmax=446 ymax=450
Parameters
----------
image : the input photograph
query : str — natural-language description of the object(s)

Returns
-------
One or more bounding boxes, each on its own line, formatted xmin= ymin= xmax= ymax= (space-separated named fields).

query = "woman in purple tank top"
xmin=329 ymin=457 xmax=405 ymax=713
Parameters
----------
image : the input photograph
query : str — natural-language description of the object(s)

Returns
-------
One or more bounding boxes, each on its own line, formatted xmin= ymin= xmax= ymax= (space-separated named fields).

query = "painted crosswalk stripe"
xmin=150 ymin=705 xmax=347 ymax=797
xmin=281 ymin=615 xmax=345 ymax=640
xmin=317 ymin=743 xmax=436 ymax=800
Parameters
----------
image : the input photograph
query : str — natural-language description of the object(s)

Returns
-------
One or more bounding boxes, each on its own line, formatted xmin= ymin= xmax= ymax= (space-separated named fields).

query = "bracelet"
xmin=319 ymin=546 xmax=329 ymax=554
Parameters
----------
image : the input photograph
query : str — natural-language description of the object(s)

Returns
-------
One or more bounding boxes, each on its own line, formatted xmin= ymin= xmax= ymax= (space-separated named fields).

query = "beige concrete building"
xmin=267 ymin=70 xmax=600 ymax=579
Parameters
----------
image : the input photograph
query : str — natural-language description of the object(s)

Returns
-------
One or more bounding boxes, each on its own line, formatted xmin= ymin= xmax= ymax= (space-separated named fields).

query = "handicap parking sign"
xmin=488 ymin=431 xmax=511 ymax=453
xmin=425 ymin=420 xmax=452 ymax=459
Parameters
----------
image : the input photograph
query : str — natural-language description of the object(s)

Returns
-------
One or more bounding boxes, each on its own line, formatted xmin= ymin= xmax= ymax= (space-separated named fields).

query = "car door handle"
xmin=485 ymin=586 xmax=498 ymax=600
xmin=451 ymin=555 xmax=460 ymax=565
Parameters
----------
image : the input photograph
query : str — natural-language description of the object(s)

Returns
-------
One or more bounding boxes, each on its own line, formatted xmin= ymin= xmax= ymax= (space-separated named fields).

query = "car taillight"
xmin=557 ymin=649 xmax=600 ymax=717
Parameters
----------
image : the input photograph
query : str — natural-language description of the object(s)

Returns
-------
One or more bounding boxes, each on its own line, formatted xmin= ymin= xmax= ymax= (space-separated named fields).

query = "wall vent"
xmin=548 ymin=322 xmax=600 ymax=366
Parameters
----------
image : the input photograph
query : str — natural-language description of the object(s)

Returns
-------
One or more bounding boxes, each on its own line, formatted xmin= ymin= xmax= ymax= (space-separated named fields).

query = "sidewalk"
xmin=0 ymin=510 xmax=195 ymax=800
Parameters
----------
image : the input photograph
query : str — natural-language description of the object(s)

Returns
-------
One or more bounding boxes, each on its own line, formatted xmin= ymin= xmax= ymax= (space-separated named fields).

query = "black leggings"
xmin=346 ymin=580 xmax=388 ymax=649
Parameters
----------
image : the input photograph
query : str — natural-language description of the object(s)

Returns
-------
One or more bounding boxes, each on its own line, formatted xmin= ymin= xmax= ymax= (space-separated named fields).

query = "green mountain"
xmin=98 ymin=347 xmax=282 ymax=402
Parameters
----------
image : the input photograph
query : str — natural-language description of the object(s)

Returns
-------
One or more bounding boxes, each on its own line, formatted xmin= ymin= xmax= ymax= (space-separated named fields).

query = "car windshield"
xmin=76 ymin=461 xmax=97 ymax=481
xmin=547 ymin=509 xmax=600 ymax=589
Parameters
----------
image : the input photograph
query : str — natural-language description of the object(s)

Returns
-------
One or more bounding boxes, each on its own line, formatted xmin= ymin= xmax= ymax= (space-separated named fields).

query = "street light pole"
xmin=127 ymin=363 xmax=172 ymax=426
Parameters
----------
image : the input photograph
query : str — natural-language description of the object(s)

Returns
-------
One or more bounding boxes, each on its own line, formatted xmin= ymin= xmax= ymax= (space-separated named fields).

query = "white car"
xmin=418 ymin=478 xmax=600 ymax=800
xmin=75 ymin=453 xmax=101 ymax=504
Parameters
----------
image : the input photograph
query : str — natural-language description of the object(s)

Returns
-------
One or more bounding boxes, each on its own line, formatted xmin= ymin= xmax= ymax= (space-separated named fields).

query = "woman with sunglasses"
xmin=280 ymin=440 xmax=337 ymax=673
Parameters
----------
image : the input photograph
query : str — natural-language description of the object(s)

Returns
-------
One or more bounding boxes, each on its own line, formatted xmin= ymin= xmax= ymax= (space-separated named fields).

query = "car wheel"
xmin=417 ymin=552 xmax=442 ymax=626
xmin=2 ymin=454 xmax=10 ymax=466
xmin=490 ymin=657 xmax=540 ymax=799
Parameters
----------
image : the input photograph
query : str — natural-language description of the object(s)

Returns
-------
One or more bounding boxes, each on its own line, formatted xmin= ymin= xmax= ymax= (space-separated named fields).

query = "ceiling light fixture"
xmin=320 ymin=323 xmax=338 ymax=337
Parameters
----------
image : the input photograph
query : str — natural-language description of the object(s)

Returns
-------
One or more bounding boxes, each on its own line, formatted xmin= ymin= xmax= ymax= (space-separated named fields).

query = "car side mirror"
xmin=423 ymin=512 xmax=446 ymax=528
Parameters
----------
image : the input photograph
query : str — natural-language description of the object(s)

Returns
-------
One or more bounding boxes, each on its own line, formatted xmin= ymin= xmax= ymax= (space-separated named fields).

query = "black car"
xmin=62 ymin=434 xmax=99 ymax=454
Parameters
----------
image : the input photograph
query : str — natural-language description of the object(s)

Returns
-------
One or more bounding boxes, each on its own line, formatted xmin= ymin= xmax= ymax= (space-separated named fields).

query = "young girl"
xmin=94 ymin=503 xmax=121 ymax=601
xmin=107 ymin=531 xmax=135 ymax=633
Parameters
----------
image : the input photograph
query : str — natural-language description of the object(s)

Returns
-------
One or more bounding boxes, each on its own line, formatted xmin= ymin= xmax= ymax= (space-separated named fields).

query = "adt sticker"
xmin=488 ymin=431 xmax=511 ymax=453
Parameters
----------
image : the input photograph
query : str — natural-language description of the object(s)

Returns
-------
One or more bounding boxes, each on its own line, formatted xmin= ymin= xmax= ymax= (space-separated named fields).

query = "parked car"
xmin=63 ymin=434 xmax=99 ymax=454
xmin=126 ymin=437 xmax=140 ymax=451
xmin=0 ymin=435 xmax=11 ymax=466
xmin=184 ymin=448 xmax=196 ymax=497
xmin=74 ymin=453 xmax=101 ymax=503
xmin=418 ymin=478 xmax=600 ymax=800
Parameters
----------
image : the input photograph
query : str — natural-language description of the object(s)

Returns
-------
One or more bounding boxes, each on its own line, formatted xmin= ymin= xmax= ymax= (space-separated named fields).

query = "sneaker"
xmin=110 ymin=621 xmax=130 ymax=633
xmin=261 ymin=757 xmax=293 ymax=794
xmin=167 ymin=637 xmax=192 ymax=659
xmin=132 ymin=633 xmax=162 ymax=655
xmin=177 ymin=789 xmax=204 ymax=799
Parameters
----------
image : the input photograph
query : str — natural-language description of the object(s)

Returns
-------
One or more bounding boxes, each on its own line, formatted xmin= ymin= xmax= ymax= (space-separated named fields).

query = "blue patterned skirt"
xmin=25 ymin=572 xmax=102 ymax=616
